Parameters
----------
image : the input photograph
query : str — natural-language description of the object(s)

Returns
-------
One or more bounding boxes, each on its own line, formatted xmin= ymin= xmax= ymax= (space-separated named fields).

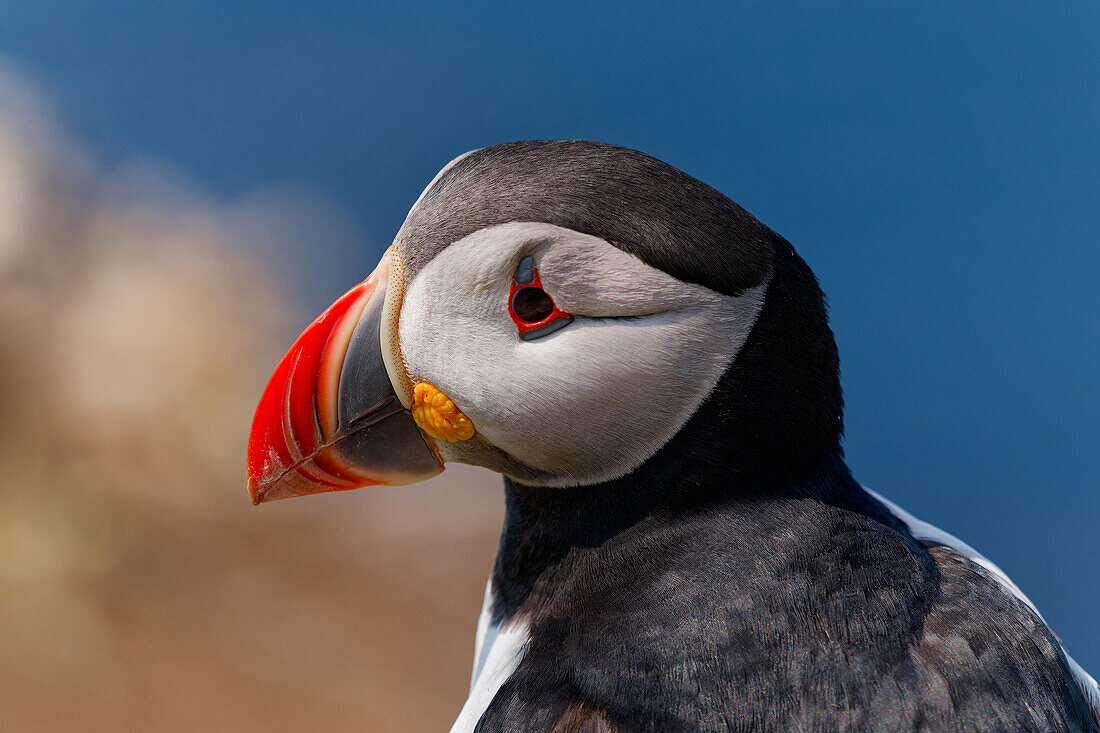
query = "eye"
xmin=512 ymin=286 xmax=555 ymax=323
xmin=509 ymin=256 xmax=573 ymax=340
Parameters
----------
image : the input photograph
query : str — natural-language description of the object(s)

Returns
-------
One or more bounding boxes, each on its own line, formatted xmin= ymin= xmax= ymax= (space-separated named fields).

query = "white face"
xmin=398 ymin=222 xmax=771 ymax=487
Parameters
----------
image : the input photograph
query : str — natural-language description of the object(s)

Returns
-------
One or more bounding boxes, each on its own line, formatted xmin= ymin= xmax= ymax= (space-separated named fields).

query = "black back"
xmin=479 ymin=484 xmax=1095 ymax=731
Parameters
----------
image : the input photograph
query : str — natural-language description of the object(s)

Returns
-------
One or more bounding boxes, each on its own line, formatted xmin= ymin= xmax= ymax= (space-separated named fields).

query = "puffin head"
xmin=247 ymin=141 xmax=842 ymax=503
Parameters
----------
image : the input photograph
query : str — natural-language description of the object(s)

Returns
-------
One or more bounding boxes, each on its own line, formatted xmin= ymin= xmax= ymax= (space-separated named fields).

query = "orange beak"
xmin=246 ymin=252 xmax=442 ymax=504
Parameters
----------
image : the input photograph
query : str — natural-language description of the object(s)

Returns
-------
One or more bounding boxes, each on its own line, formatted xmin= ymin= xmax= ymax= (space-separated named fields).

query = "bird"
xmin=246 ymin=140 xmax=1099 ymax=732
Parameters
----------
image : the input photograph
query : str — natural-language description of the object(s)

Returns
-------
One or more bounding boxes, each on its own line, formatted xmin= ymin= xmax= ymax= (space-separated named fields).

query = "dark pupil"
xmin=512 ymin=287 xmax=555 ymax=323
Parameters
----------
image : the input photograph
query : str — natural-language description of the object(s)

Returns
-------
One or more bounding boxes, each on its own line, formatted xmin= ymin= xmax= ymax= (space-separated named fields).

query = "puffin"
xmin=246 ymin=140 xmax=1099 ymax=732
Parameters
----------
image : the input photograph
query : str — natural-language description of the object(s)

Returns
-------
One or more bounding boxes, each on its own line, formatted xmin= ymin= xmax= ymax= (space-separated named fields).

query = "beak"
xmin=246 ymin=248 xmax=442 ymax=504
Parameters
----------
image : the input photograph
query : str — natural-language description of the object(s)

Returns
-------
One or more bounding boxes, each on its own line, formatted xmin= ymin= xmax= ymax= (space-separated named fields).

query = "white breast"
xmin=449 ymin=580 xmax=529 ymax=733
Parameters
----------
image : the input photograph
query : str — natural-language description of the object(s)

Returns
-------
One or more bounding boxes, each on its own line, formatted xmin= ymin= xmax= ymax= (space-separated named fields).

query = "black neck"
xmin=490 ymin=241 xmax=878 ymax=621
xmin=492 ymin=448 xmax=900 ymax=622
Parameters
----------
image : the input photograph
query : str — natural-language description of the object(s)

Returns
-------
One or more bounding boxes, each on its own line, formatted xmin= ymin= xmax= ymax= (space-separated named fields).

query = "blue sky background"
xmin=4 ymin=2 xmax=1097 ymax=668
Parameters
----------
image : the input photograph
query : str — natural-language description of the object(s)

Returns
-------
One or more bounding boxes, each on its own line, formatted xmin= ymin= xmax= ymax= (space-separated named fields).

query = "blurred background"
xmin=0 ymin=2 xmax=1096 ymax=731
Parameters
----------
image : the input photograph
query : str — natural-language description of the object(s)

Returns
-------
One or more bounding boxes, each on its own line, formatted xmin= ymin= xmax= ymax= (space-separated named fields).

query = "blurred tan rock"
xmin=0 ymin=67 xmax=502 ymax=733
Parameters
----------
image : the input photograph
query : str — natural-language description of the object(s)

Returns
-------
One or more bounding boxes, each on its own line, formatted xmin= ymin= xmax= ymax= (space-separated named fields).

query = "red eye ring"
xmin=509 ymin=260 xmax=573 ymax=340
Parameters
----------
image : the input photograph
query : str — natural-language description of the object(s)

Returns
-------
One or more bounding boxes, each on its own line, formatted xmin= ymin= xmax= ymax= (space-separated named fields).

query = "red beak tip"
xmin=246 ymin=477 xmax=268 ymax=505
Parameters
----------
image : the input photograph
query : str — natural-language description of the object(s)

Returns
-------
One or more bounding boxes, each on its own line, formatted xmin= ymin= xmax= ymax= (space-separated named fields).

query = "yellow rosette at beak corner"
xmin=411 ymin=381 xmax=475 ymax=442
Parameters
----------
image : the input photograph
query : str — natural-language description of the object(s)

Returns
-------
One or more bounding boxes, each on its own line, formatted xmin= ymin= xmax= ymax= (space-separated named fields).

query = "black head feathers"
xmin=396 ymin=140 xmax=774 ymax=297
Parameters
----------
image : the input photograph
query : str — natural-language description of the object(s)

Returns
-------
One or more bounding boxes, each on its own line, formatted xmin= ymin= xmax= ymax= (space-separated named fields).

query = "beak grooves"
xmin=247 ymin=276 xmax=381 ymax=503
xmin=247 ymin=245 xmax=445 ymax=505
